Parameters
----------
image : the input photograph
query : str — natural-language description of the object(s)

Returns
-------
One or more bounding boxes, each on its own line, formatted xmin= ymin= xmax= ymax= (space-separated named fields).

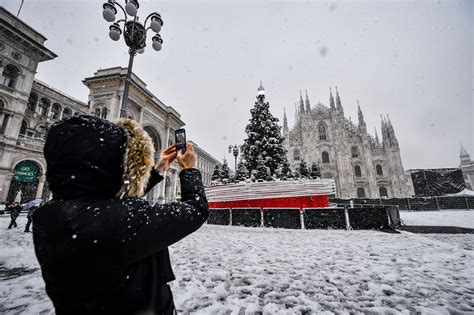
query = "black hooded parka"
xmin=33 ymin=116 xmax=209 ymax=314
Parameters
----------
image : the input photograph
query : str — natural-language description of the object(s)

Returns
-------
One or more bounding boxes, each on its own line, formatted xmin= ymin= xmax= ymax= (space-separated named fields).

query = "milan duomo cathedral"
xmin=282 ymin=88 xmax=410 ymax=199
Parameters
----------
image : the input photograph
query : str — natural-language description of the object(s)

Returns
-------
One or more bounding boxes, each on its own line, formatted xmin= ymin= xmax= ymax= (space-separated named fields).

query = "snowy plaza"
xmin=1 ymin=211 xmax=473 ymax=314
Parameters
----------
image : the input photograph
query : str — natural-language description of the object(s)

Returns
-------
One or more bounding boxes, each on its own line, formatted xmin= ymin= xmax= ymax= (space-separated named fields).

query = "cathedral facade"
xmin=283 ymin=88 xmax=410 ymax=199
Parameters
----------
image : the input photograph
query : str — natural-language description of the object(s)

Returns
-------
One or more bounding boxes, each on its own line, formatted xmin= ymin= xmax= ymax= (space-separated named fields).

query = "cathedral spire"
xmin=299 ymin=91 xmax=305 ymax=114
xmin=329 ymin=87 xmax=335 ymax=110
xmin=375 ymin=127 xmax=380 ymax=145
xmin=305 ymin=90 xmax=311 ymax=113
xmin=385 ymin=114 xmax=399 ymax=148
xmin=335 ymin=86 xmax=343 ymax=113
xmin=381 ymin=114 xmax=389 ymax=145
xmin=283 ymin=107 xmax=288 ymax=131
xmin=460 ymin=142 xmax=471 ymax=166
xmin=257 ymin=80 xmax=265 ymax=101
xmin=357 ymin=100 xmax=366 ymax=132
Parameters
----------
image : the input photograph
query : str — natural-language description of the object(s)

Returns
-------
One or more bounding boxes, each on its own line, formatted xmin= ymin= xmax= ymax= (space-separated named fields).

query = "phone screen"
xmin=175 ymin=129 xmax=186 ymax=153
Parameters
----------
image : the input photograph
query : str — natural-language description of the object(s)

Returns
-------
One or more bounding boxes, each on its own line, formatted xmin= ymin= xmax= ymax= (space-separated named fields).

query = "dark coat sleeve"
xmin=119 ymin=168 xmax=209 ymax=263
xmin=143 ymin=167 xmax=164 ymax=195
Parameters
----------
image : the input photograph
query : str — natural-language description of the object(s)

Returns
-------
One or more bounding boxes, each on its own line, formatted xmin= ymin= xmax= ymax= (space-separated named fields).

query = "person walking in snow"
xmin=7 ymin=202 xmax=21 ymax=229
xmin=32 ymin=115 xmax=208 ymax=315
xmin=24 ymin=205 xmax=37 ymax=232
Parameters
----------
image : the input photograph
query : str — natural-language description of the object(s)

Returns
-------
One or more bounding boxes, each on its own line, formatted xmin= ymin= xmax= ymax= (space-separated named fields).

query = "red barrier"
xmin=208 ymin=195 xmax=329 ymax=209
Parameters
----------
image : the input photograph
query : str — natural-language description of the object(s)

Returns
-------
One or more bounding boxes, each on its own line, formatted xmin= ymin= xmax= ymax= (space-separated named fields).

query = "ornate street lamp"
xmin=102 ymin=0 xmax=164 ymax=118
xmin=228 ymin=145 xmax=240 ymax=171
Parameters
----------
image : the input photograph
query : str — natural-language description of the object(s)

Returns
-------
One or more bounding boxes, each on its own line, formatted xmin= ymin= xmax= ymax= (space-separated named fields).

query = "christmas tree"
xmin=296 ymin=159 xmax=309 ymax=178
xmin=220 ymin=160 xmax=231 ymax=182
xmin=211 ymin=165 xmax=221 ymax=181
xmin=242 ymin=82 xmax=288 ymax=178
xmin=280 ymin=160 xmax=293 ymax=180
xmin=254 ymin=154 xmax=270 ymax=181
xmin=234 ymin=160 xmax=249 ymax=182
xmin=310 ymin=162 xmax=321 ymax=179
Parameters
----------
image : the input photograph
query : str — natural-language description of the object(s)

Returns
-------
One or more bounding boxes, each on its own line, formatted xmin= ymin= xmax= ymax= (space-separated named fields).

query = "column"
xmin=172 ymin=169 xmax=178 ymax=200
xmin=35 ymin=175 xmax=46 ymax=199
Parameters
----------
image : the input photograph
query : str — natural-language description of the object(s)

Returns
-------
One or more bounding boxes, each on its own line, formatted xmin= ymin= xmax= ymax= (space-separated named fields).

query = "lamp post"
xmin=228 ymin=145 xmax=240 ymax=171
xmin=102 ymin=0 xmax=164 ymax=118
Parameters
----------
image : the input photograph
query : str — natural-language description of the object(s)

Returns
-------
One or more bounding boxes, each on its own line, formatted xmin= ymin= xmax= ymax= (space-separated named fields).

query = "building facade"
xmin=460 ymin=143 xmax=473 ymax=190
xmin=0 ymin=8 xmax=219 ymax=203
xmin=283 ymin=88 xmax=409 ymax=198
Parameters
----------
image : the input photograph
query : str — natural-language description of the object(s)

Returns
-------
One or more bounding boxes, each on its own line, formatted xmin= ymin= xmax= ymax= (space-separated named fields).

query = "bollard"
xmin=260 ymin=208 xmax=264 ymax=227
xmin=229 ymin=208 xmax=232 ymax=226
xmin=300 ymin=208 xmax=305 ymax=230
xmin=344 ymin=205 xmax=352 ymax=230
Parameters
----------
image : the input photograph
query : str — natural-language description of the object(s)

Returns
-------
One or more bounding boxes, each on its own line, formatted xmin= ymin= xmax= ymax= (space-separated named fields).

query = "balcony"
xmin=16 ymin=134 xmax=45 ymax=151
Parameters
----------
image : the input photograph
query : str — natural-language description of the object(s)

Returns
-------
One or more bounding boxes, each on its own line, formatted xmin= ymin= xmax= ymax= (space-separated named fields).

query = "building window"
xmin=354 ymin=165 xmax=362 ymax=177
xmin=0 ymin=114 xmax=10 ymax=135
xmin=322 ymin=151 xmax=330 ymax=163
xmin=94 ymin=107 xmax=101 ymax=117
xmin=36 ymin=124 xmax=49 ymax=140
xmin=357 ymin=187 xmax=366 ymax=198
xmin=11 ymin=51 xmax=22 ymax=61
xmin=62 ymin=107 xmax=72 ymax=118
xmin=101 ymin=107 xmax=108 ymax=119
xmin=51 ymin=103 xmax=62 ymax=120
xmin=376 ymin=164 xmax=383 ymax=175
xmin=38 ymin=98 xmax=50 ymax=117
xmin=0 ymin=64 xmax=20 ymax=89
xmin=19 ymin=119 xmax=28 ymax=135
xmin=27 ymin=93 xmax=38 ymax=112
xmin=351 ymin=146 xmax=360 ymax=158
xmin=379 ymin=186 xmax=388 ymax=198
xmin=318 ymin=123 xmax=327 ymax=140
xmin=294 ymin=149 xmax=300 ymax=161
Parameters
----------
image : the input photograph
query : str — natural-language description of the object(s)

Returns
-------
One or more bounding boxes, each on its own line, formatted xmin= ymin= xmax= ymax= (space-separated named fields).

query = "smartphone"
xmin=175 ymin=128 xmax=186 ymax=154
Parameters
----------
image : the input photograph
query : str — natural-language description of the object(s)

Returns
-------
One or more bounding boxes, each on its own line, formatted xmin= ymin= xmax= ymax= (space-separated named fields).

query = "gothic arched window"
xmin=376 ymin=164 xmax=383 ymax=175
xmin=357 ymin=187 xmax=366 ymax=198
xmin=294 ymin=149 xmax=300 ymax=161
xmin=351 ymin=146 xmax=360 ymax=158
xmin=0 ymin=64 xmax=20 ymax=88
xmin=27 ymin=93 xmax=38 ymax=112
xmin=379 ymin=186 xmax=388 ymax=198
xmin=318 ymin=122 xmax=327 ymax=140
xmin=322 ymin=151 xmax=330 ymax=163
xmin=94 ymin=107 xmax=101 ymax=117
xmin=354 ymin=165 xmax=362 ymax=177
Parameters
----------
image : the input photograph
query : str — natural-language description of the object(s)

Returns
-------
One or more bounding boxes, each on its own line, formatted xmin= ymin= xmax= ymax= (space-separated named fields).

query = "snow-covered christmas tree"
xmin=310 ymin=162 xmax=321 ymax=179
xmin=296 ymin=159 xmax=309 ymax=179
xmin=242 ymin=82 xmax=289 ymax=179
xmin=212 ymin=165 xmax=221 ymax=181
xmin=234 ymin=160 xmax=249 ymax=182
xmin=220 ymin=160 xmax=231 ymax=182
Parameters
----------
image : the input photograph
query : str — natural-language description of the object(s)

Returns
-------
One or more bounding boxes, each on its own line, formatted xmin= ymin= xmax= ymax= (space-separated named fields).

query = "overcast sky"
xmin=3 ymin=0 xmax=472 ymax=170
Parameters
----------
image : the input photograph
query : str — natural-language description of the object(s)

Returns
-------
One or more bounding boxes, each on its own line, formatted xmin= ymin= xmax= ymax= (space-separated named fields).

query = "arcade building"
xmin=0 ymin=7 xmax=220 ymax=204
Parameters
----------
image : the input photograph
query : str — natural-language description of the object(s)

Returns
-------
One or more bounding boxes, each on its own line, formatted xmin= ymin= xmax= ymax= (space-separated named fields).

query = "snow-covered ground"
xmin=400 ymin=210 xmax=474 ymax=229
xmin=1 ymin=213 xmax=473 ymax=314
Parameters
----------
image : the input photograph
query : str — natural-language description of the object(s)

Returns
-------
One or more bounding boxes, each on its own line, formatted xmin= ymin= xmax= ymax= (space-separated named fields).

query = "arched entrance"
xmin=143 ymin=126 xmax=162 ymax=161
xmin=7 ymin=160 xmax=42 ymax=203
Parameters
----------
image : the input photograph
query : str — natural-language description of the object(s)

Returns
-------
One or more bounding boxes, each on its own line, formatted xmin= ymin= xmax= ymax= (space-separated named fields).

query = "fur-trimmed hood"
xmin=44 ymin=115 xmax=155 ymax=199
xmin=115 ymin=118 xmax=155 ymax=198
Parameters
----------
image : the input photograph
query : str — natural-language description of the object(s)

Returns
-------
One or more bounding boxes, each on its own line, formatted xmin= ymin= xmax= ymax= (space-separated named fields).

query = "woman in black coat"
xmin=33 ymin=115 xmax=209 ymax=315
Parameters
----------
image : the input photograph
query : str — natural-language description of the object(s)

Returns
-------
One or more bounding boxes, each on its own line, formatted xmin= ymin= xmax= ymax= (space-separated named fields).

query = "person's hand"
xmin=155 ymin=145 xmax=177 ymax=173
xmin=177 ymin=143 xmax=196 ymax=170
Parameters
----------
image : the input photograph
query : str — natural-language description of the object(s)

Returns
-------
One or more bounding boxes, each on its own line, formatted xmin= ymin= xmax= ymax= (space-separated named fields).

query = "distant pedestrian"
xmin=7 ymin=202 xmax=21 ymax=229
xmin=24 ymin=205 xmax=37 ymax=232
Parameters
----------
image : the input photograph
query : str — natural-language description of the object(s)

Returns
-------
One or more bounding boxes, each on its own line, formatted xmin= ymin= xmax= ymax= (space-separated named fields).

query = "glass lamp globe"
xmin=137 ymin=48 xmax=145 ymax=54
xmin=102 ymin=7 xmax=116 ymax=22
xmin=150 ymin=20 xmax=162 ymax=33
xmin=125 ymin=2 xmax=138 ymax=16
xmin=109 ymin=28 xmax=121 ymax=41
xmin=152 ymin=41 xmax=162 ymax=51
